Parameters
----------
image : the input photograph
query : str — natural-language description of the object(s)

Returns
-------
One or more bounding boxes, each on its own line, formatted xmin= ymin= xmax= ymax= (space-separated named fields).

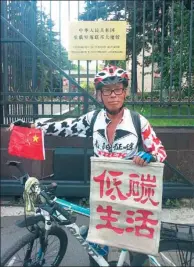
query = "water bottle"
xmin=79 ymin=225 xmax=109 ymax=256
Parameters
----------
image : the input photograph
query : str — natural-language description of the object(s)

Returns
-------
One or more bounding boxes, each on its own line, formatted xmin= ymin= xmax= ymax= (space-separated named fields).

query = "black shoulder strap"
xmin=90 ymin=109 xmax=143 ymax=150
xmin=130 ymin=110 xmax=143 ymax=151
xmin=89 ymin=109 xmax=101 ymax=136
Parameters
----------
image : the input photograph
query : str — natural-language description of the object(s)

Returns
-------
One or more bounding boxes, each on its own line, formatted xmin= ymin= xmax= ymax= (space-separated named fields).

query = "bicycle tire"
xmin=132 ymin=239 xmax=194 ymax=266
xmin=1 ymin=225 xmax=68 ymax=267
xmin=158 ymin=240 xmax=194 ymax=266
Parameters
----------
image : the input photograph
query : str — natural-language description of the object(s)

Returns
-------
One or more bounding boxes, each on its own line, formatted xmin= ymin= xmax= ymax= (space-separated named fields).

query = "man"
xmin=10 ymin=65 xmax=166 ymax=166
xmin=10 ymin=65 xmax=167 ymax=265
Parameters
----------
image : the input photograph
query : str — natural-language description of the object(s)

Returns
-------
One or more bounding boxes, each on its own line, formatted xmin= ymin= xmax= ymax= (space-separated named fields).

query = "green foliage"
xmin=145 ymin=2 xmax=194 ymax=92
xmin=164 ymin=198 xmax=181 ymax=209
xmin=70 ymin=63 xmax=86 ymax=71
xmin=149 ymin=118 xmax=194 ymax=126
xmin=102 ymin=60 xmax=127 ymax=70
xmin=5 ymin=1 xmax=70 ymax=93
xmin=79 ymin=1 xmax=169 ymax=94
xmin=79 ymin=197 xmax=90 ymax=208
xmin=80 ymin=81 xmax=95 ymax=96
xmin=79 ymin=1 xmax=194 ymax=95
xmin=127 ymin=102 xmax=194 ymax=117
xmin=36 ymin=8 xmax=69 ymax=92
xmin=79 ymin=1 xmax=163 ymax=60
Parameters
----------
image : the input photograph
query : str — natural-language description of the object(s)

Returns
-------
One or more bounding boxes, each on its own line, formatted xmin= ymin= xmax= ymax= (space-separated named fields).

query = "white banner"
xmin=87 ymin=157 xmax=164 ymax=255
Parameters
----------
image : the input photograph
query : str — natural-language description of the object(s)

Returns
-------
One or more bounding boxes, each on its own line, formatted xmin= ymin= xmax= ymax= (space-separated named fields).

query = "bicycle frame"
xmin=55 ymin=197 xmax=110 ymax=266
xmin=49 ymin=197 xmax=162 ymax=267
xmin=7 ymin=161 xmax=192 ymax=266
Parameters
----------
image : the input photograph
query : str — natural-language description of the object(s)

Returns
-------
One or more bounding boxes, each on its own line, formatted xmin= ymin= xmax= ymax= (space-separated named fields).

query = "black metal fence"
xmin=1 ymin=0 xmax=194 ymax=125
xmin=0 ymin=1 xmax=194 ymax=199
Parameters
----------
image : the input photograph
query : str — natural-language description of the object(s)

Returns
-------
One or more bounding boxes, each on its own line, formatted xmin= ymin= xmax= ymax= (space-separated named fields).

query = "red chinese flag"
xmin=8 ymin=126 xmax=45 ymax=160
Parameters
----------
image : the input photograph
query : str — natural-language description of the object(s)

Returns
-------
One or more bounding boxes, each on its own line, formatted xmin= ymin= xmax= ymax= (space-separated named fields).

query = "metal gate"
xmin=1 ymin=0 xmax=194 ymax=125
xmin=0 ymin=0 xmax=194 ymax=197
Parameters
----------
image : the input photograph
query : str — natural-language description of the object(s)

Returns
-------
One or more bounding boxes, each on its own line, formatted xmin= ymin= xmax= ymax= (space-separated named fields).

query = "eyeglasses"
xmin=101 ymin=87 xmax=124 ymax=96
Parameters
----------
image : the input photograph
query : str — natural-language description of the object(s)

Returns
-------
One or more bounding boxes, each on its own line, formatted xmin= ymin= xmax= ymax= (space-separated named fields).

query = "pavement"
xmin=1 ymin=206 xmax=194 ymax=224
xmin=1 ymin=206 xmax=194 ymax=266
xmin=1 ymin=208 xmax=92 ymax=266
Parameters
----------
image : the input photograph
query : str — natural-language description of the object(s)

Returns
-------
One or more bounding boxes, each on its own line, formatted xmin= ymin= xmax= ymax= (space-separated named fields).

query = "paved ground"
xmin=1 ymin=209 xmax=92 ymax=266
xmin=1 ymin=206 xmax=194 ymax=266
xmin=2 ymin=206 xmax=194 ymax=224
xmin=1 ymin=207 xmax=129 ymax=266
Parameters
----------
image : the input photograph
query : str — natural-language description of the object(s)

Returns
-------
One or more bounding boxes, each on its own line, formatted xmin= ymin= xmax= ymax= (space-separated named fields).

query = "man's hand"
xmin=133 ymin=151 xmax=156 ymax=166
xmin=8 ymin=119 xmax=33 ymax=131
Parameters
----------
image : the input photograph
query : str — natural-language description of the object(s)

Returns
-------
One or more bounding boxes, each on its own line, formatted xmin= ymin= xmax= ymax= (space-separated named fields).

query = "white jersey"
xmin=35 ymin=108 xmax=166 ymax=162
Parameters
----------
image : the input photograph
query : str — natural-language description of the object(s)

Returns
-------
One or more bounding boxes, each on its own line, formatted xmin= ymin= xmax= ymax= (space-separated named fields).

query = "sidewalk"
xmin=1 ymin=206 xmax=194 ymax=225
xmin=161 ymin=207 xmax=194 ymax=224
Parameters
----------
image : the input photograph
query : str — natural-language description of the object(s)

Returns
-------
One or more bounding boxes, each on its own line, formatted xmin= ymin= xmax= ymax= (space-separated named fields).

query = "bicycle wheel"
xmin=1 ymin=226 xmax=68 ymax=267
xmin=134 ymin=240 xmax=194 ymax=267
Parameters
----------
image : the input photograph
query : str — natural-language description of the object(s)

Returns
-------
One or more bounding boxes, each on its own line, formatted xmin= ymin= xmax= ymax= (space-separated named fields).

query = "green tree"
xmin=2 ymin=1 xmax=69 ymax=93
xmin=79 ymin=1 xmax=193 ymax=97
xmin=36 ymin=8 xmax=69 ymax=92
xmin=145 ymin=2 xmax=194 ymax=97
xmin=79 ymin=1 xmax=163 ymax=93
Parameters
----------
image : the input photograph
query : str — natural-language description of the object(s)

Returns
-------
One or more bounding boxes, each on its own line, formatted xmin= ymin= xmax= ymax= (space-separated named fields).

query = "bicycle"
xmin=1 ymin=160 xmax=194 ymax=267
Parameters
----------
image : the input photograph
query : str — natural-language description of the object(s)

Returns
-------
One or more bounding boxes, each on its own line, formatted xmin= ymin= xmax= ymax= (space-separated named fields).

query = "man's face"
xmin=99 ymin=83 xmax=127 ymax=114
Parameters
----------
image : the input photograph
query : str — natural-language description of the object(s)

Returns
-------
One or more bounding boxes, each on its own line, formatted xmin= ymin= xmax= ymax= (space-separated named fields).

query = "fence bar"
xmin=188 ymin=0 xmax=193 ymax=106
xmin=0 ymin=15 xmax=101 ymax=107
xmin=0 ymin=0 xmax=193 ymax=124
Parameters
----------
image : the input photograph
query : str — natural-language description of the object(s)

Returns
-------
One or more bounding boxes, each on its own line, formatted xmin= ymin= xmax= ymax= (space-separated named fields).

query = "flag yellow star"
xmin=33 ymin=135 xmax=39 ymax=142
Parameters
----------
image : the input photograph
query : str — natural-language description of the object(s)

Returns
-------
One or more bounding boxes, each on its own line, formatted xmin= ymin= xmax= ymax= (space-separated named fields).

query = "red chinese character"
xmin=93 ymin=170 xmax=106 ymax=198
xmin=127 ymin=173 xmax=140 ymax=198
xmin=135 ymin=209 xmax=158 ymax=239
xmin=127 ymin=174 xmax=159 ymax=206
xmin=96 ymin=205 xmax=124 ymax=234
xmin=125 ymin=209 xmax=158 ymax=239
xmin=134 ymin=174 xmax=159 ymax=206
xmin=93 ymin=170 xmax=127 ymax=200
xmin=125 ymin=210 xmax=135 ymax=233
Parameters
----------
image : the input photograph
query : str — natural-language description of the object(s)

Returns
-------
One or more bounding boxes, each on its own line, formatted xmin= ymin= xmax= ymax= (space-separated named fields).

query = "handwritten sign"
xmin=87 ymin=157 xmax=164 ymax=255
xmin=68 ymin=21 xmax=126 ymax=60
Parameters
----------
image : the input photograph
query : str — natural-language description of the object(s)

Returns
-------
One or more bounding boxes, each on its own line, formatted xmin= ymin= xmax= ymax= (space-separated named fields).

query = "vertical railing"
xmin=1 ymin=0 xmax=194 ymax=125
xmin=0 ymin=0 xmax=193 ymax=191
xmin=1 ymin=2 xmax=8 ymax=124
xmin=31 ymin=1 xmax=38 ymax=118
xmin=131 ymin=0 xmax=137 ymax=100
xmin=178 ymin=0 xmax=184 ymax=116
xmin=188 ymin=0 xmax=193 ymax=111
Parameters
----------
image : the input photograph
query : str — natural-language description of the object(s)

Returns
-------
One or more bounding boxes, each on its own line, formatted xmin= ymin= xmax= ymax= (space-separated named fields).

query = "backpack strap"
xmin=89 ymin=109 xmax=101 ymax=136
xmin=89 ymin=109 xmax=143 ymax=151
xmin=130 ymin=110 xmax=143 ymax=151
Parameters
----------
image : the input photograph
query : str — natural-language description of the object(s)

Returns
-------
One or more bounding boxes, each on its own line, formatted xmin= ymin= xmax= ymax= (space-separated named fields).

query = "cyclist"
xmin=9 ymin=65 xmax=167 ymax=265
xmin=10 ymin=65 xmax=167 ymax=165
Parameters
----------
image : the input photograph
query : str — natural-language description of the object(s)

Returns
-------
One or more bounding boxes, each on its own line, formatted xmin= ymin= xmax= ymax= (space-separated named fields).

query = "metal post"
xmin=1 ymin=1 xmax=8 ymax=124
xmin=31 ymin=1 xmax=38 ymax=119
xmin=131 ymin=1 xmax=137 ymax=98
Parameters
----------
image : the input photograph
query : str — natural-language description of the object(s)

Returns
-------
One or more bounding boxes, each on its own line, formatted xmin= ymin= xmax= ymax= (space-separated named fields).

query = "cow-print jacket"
xmin=35 ymin=108 xmax=167 ymax=162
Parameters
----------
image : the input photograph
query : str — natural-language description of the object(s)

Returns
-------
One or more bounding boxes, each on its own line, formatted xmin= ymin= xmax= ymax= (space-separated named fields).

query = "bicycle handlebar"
xmin=41 ymin=182 xmax=57 ymax=192
xmin=40 ymin=189 xmax=74 ymax=222
xmin=6 ymin=160 xmax=29 ymax=185
xmin=7 ymin=160 xmax=54 ymax=185
xmin=6 ymin=161 xmax=74 ymax=223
